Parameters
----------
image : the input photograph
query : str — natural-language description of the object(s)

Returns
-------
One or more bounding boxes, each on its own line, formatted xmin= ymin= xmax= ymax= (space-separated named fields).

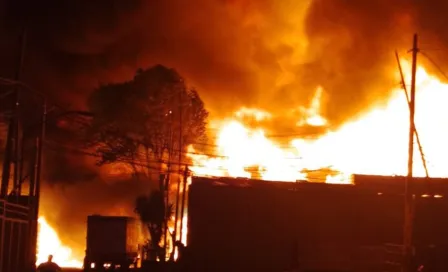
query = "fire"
xmin=37 ymin=217 xmax=83 ymax=268
xmin=34 ymin=60 xmax=448 ymax=265
xmin=297 ymin=86 xmax=327 ymax=127
xmin=188 ymin=61 xmax=448 ymax=183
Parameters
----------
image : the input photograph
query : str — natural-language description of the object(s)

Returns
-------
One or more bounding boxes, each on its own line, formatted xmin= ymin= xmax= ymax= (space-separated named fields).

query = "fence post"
xmin=16 ymin=223 xmax=22 ymax=272
xmin=7 ymin=222 xmax=14 ymax=272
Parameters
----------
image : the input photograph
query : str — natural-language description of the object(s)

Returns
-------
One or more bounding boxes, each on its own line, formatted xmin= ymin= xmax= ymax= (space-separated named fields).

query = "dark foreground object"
xmin=187 ymin=175 xmax=448 ymax=272
xmin=84 ymin=215 xmax=140 ymax=271
xmin=0 ymin=196 xmax=36 ymax=272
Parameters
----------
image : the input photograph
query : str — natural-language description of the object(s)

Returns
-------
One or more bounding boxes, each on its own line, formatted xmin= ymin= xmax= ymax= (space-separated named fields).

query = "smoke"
xmin=0 ymin=0 xmax=310 ymax=113
xmin=298 ymin=0 xmax=448 ymax=123
xmin=2 ymin=0 xmax=448 ymax=121
xmin=3 ymin=0 xmax=448 ymax=257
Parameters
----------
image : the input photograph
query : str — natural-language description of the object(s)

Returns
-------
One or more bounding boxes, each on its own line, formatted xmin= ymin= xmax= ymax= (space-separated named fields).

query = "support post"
xmin=13 ymin=29 xmax=26 ymax=198
xmin=1 ymin=120 xmax=14 ymax=197
xmin=395 ymin=51 xmax=429 ymax=178
xmin=1 ymin=28 xmax=26 ymax=198
xmin=173 ymin=86 xmax=184 ymax=249
xmin=29 ymin=100 xmax=46 ymax=270
xmin=403 ymin=33 xmax=418 ymax=272
xmin=179 ymin=166 xmax=189 ymax=245
xmin=163 ymin=111 xmax=175 ymax=261
xmin=12 ymin=89 xmax=21 ymax=197
xmin=34 ymin=100 xmax=46 ymax=218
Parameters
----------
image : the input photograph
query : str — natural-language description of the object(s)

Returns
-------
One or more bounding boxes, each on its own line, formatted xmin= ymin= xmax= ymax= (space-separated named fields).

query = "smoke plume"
xmin=2 ymin=0 xmax=448 ymax=258
xmin=2 ymin=0 xmax=448 ymax=120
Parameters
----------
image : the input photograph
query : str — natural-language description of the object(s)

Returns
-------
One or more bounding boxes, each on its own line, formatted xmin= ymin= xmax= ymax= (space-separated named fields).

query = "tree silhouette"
xmin=86 ymin=65 xmax=208 ymax=177
xmin=134 ymin=190 xmax=174 ymax=261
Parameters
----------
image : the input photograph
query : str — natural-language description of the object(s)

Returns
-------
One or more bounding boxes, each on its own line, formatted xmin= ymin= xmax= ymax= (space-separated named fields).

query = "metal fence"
xmin=0 ymin=199 xmax=32 ymax=272
xmin=383 ymin=243 xmax=405 ymax=272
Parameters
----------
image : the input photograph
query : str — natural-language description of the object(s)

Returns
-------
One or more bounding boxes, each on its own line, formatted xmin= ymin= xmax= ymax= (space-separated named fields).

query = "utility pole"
xmin=28 ymin=100 xmax=46 ymax=269
xmin=1 ymin=117 xmax=14 ymax=196
xmin=13 ymin=29 xmax=27 ymax=196
xmin=394 ymin=51 xmax=429 ymax=178
xmin=1 ymin=28 xmax=27 ymax=197
xmin=403 ymin=33 xmax=418 ymax=272
xmin=172 ymin=86 xmax=184 ymax=259
xmin=179 ymin=166 xmax=189 ymax=244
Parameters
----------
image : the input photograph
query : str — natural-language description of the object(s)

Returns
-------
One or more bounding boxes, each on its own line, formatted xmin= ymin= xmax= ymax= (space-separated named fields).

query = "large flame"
xmin=36 ymin=60 xmax=448 ymax=265
xmin=37 ymin=217 xmax=83 ymax=268
xmin=188 ymin=61 xmax=448 ymax=183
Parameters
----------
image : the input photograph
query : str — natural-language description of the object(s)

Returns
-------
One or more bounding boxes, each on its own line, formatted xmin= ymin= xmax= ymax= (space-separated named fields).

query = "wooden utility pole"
xmin=163 ymin=107 xmax=176 ymax=260
xmin=0 ymin=28 xmax=27 ymax=197
xmin=403 ymin=33 xmax=418 ymax=272
xmin=395 ymin=51 xmax=429 ymax=178
xmin=13 ymin=29 xmax=27 ymax=195
xmin=179 ymin=166 xmax=189 ymax=244
xmin=173 ymin=85 xmax=184 ymax=251
xmin=28 ymin=100 xmax=47 ymax=268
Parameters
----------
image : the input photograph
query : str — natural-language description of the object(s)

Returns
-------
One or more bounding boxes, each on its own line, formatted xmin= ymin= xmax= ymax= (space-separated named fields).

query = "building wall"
xmin=187 ymin=176 xmax=448 ymax=271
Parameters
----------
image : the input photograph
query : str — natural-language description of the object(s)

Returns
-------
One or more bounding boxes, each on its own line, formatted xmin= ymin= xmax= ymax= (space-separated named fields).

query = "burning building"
xmin=3 ymin=1 xmax=448 ymax=270
xmin=187 ymin=175 xmax=448 ymax=271
xmin=28 ymin=48 xmax=448 ymax=269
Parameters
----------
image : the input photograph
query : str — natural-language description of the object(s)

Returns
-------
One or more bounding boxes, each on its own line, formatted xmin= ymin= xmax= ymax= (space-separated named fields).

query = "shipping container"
xmin=85 ymin=215 xmax=140 ymax=270
xmin=187 ymin=176 xmax=448 ymax=272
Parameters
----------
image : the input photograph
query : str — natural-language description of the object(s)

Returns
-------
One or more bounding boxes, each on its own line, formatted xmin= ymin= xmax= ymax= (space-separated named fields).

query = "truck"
xmin=84 ymin=215 xmax=141 ymax=271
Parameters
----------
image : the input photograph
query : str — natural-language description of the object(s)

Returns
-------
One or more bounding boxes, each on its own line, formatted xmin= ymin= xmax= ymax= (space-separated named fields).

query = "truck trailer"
xmin=84 ymin=215 xmax=141 ymax=271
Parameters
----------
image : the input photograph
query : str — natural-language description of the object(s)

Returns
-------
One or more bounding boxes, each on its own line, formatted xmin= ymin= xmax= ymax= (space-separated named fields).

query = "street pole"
xmin=179 ymin=166 xmax=189 ymax=245
xmin=395 ymin=51 xmax=428 ymax=178
xmin=403 ymin=33 xmax=418 ymax=272
xmin=163 ymin=112 xmax=174 ymax=261
xmin=171 ymin=88 xmax=186 ymax=260
xmin=29 ymin=100 xmax=46 ymax=270
xmin=0 ymin=28 xmax=27 ymax=197
xmin=1 ymin=120 xmax=14 ymax=197
xmin=13 ymin=29 xmax=27 ymax=197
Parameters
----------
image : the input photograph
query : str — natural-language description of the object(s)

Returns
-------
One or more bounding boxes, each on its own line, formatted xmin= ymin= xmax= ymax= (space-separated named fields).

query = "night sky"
xmin=1 ymin=0 xmax=448 ymax=120
xmin=2 ymin=0 xmax=448 ymax=261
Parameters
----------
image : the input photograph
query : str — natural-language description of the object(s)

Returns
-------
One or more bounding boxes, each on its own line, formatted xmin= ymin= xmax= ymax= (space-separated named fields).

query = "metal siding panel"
xmin=188 ymin=176 xmax=448 ymax=271
xmin=87 ymin=215 xmax=140 ymax=262
xmin=87 ymin=216 xmax=127 ymax=260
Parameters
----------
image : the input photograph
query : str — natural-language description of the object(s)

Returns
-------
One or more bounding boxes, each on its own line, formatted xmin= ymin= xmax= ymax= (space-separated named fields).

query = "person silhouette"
xmin=37 ymin=255 xmax=62 ymax=272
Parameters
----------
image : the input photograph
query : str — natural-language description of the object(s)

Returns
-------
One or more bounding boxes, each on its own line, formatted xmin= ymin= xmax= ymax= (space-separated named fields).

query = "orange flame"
xmin=37 ymin=60 xmax=448 ymax=265
xmin=188 ymin=61 xmax=448 ymax=183
xmin=37 ymin=217 xmax=83 ymax=268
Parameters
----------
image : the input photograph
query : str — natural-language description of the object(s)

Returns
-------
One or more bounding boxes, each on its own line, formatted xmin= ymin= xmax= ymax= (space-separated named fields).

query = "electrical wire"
xmin=420 ymin=51 xmax=448 ymax=82
xmin=58 ymin=115 xmax=318 ymax=158
xmin=44 ymin=140 xmax=332 ymax=182
xmin=0 ymin=69 xmax=411 ymax=183
xmin=0 ymin=75 xmax=336 ymax=186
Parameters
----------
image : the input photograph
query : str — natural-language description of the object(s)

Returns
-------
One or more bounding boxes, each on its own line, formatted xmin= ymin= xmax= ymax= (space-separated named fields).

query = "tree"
xmin=134 ymin=191 xmax=173 ymax=261
xmin=86 ymin=65 xmax=208 ymax=177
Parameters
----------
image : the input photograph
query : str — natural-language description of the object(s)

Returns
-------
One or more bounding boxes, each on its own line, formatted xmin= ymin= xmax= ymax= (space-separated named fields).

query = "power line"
xmin=43 ymin=140 xmax=336 ymax=181
xmin=45 ymin=139 xmax=304 ymax=165
xmin=419 ymin=51 xmax=448 ymax=81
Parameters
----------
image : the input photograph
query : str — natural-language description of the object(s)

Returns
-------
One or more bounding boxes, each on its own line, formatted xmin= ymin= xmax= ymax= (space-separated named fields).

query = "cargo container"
xmin=186 ymin=175 xmax=448 ymax=272
xmin=84 ymin=215 xmax=140 ymax=271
